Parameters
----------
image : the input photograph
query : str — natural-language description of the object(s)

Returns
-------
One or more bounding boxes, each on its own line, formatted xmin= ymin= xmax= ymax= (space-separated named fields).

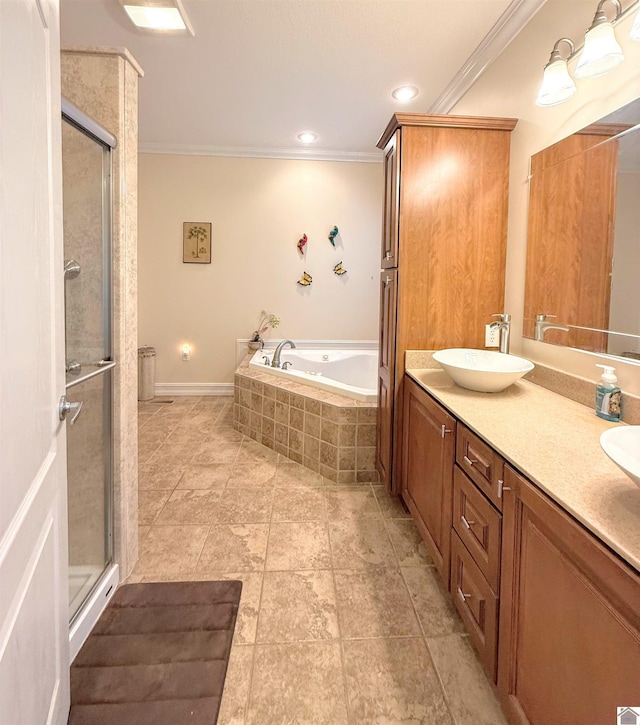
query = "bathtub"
xmin=249 ymin=348 xmax=378 ymax=402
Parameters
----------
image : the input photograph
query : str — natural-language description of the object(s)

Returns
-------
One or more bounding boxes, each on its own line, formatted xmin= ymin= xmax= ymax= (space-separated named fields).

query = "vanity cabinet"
xmin=402 ymin=374 xmax=640 ymax=724
xmin=498 ymin=465 xmax=640 ymax=725
xmin=401 ymin=376 xmax=455 ymax=582
xmin=375 ymin=113 xmax=517 ymax=493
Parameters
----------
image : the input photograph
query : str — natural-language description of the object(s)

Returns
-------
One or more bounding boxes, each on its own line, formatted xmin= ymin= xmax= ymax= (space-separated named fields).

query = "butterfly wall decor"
xmin=333 ymin=261 xmax=347 ymax=276
xmin=297 ymin=271 xmax=312 ymax=286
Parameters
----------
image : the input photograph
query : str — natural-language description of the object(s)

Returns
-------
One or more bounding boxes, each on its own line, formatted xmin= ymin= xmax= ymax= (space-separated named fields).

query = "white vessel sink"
xmin=600 ymin=426 xmax=640 ymax=489
xmin=432 ymin=348 xmax=534 ymax=393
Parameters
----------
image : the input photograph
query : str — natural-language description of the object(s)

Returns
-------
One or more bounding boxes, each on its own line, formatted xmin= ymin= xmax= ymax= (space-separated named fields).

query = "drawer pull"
xmin=497 ymin=479 xmax=511 ymax=497
xmin=385 ymin=251 xmax=392 ymax=260
xmin=463 ymin=455 xmax=477 ymax=466
xmin=460 ymin=515 xmax=475 ymax=529
xmin=457 ymin=588 xmax=472 ymax=603
xmin=441 ymin=425 xmax=453 ymax=438
xmin=384 ymin=275 xmax=392 ymax=286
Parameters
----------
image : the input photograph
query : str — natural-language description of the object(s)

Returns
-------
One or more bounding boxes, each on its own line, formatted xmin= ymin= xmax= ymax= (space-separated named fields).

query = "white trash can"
xmin=138 ymin=346 xmax=156 ymax=401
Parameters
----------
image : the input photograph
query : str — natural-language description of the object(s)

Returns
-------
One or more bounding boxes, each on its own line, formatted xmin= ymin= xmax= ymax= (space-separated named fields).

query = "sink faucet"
xmin=534 ymin=314 xmax=569 ymax=341
xmin=489 ymin=313 xmax=511 ymax=354
xmin=271 ymin=339 xmax=296 ymax=368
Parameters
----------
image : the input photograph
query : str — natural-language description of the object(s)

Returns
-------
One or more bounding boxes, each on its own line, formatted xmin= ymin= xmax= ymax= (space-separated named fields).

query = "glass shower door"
xmin=61 ymin=109 xmax=115 ymax=622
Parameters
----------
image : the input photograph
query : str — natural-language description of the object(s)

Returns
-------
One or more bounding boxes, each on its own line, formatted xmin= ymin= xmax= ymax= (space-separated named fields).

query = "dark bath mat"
xmin=69 ymin=580 xmax=242 ymax=725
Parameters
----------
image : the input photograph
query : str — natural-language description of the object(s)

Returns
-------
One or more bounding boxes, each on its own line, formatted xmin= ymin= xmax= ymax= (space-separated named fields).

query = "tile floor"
xmin=132 ymin=396 xmax=507 ymax=725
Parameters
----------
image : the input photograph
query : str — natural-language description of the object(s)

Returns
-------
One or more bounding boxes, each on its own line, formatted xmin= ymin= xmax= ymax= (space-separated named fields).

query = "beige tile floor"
xmin=132 ymin=396 xmax=507 ymax=725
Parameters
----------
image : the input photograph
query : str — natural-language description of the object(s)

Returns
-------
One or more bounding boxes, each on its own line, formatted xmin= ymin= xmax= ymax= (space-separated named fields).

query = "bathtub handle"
xmin=282 ymin=361 xmax=293 ymax=370
xmin=262 ymin=356 xmax=270 ymax=365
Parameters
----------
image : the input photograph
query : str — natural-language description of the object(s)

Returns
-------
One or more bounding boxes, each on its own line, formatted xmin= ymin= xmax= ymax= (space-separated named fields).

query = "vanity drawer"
xmin=452 ymin=465 xmax=502 ymax=592
xmin=456 ymin=424 xmax=505 ymax=510
xmin=451 ymin=531 xmax=499 ymax=681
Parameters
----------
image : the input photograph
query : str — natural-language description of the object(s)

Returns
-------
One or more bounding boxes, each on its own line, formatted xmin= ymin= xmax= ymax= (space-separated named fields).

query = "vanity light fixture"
xmin=535 ymin=39 xmax=577 ymax=107
xmin=536 ymin=0 xmax=639 ymax=107
xmin=574 ymin=0 xmax=624 ymax=78
xmin=120 ymin=0 xmax=194 ymax=35
xmin=297 ymin=131 xmax=318 ymax=144
xmin=391 ymin=85 xmax=419 ymax=103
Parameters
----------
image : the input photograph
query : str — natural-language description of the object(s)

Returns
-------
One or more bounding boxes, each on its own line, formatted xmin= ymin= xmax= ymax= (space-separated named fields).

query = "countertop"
xmin=406 ymin=368 xmax=640 ymax=575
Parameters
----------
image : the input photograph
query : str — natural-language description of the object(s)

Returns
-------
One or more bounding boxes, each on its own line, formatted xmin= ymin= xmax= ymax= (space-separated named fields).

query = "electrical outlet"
xmin=485 ymin=324 xmax=499 ymax=348
xmin=181 ymin=344 xmax=191 ymax=361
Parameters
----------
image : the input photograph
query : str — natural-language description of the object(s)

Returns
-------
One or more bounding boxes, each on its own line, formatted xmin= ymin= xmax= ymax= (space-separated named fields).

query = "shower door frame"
xmin=61 ymin=98 xmax=120 ymax=661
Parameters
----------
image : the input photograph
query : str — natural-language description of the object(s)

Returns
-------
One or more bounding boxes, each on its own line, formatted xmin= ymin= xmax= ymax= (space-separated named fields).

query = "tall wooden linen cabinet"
xmin=375 ymin=114 xmax=517 ymax=492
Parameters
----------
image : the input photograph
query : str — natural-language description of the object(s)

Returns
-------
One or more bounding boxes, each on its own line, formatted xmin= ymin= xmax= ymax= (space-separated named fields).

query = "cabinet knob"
xmin=385 ymin=252 xmax=392 ymax=260
xmin=384 ymin=275 xmax=392 ymax=286
xmin=497 ymin=479 xmax=511 ymax=497
xmin=441 ymin=425 xmax=453 ymax=438
xmin=463 ymin=455 xmax=478 ymax=466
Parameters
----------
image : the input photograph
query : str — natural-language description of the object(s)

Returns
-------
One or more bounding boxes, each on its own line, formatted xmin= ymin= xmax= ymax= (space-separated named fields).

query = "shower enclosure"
xmin=61 ymin=99 xmax=118 ymax=636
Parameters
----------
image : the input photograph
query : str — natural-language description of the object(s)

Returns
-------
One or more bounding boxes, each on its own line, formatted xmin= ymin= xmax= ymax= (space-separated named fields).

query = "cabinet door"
xmin=381 ymin=130 xmax=400 ymax=268
xmin=401 ymin=377 xmax=455 ymax=583
xmin=376 ymin=269 xmax=397 ymax=488
xmin=498 ymin=465 xmax=640 ymax=725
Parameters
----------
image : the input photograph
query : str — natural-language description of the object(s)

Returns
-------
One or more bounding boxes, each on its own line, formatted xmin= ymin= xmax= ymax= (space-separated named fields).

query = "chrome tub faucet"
xmin=271 ymin=339 xmax=296 ymax=368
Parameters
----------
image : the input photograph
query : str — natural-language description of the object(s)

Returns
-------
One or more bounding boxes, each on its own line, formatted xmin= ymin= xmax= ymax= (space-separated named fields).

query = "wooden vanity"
xmin=401 ymin=370 xmax=640 ymax=725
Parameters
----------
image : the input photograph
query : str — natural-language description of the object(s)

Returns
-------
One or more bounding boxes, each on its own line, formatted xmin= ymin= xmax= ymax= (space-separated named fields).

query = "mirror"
xmin=524 ymin=98 xmax=640 ymax=361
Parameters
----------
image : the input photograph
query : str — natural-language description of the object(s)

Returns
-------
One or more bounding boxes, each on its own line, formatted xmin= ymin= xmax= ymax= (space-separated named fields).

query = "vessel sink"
xmin=600 ymin=426 xmax=640 ymax=488
xmin=432 ymin=348 xmax=534 ymax=393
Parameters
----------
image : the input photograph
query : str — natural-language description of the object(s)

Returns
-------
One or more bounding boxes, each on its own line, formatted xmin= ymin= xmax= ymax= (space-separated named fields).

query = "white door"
xmin=0 ymin=1 xmax=70 ymax=724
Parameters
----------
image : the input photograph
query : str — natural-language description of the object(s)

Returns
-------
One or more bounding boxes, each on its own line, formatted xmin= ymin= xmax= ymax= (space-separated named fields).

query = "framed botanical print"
xmin=183 ymin=222 xmax=211 ymax=264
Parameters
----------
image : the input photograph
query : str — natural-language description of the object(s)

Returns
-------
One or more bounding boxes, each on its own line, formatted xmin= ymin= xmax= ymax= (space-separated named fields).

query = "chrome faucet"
xmin=534 ymin=314 xmax=569 ymax=341
xmin=271 ymin=339 xmax=296 ymax=368
xmin=489 ymin=313 xmax=511 ymax=354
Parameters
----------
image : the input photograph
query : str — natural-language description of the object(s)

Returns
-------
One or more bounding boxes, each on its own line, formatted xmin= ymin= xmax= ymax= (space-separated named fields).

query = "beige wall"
xmin=452 ymin=0 xmax=640 ymax=395
xmin=138 ymin=154 xmax=382 ymax=385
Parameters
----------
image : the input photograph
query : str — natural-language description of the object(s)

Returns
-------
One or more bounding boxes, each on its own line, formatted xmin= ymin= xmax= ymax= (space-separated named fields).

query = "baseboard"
xmin=154 ymin=382 xmax=234 ymax=396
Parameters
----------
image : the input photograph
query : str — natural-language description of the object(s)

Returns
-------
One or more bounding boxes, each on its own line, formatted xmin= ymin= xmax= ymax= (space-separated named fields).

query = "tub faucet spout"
xmin=271 ymin=340 xmax=296 ymax=368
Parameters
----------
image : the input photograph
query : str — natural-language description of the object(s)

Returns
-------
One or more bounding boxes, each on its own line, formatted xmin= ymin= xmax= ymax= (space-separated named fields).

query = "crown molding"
xmin=138 ymin=142 xmax=383 ymax=163
xmin=428 ymin=0 xmax=549 ymax=114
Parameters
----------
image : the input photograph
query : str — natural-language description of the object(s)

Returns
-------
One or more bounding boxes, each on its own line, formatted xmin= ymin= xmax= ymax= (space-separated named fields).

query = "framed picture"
xmin=183 ymin=222 xmax=212 ymax=264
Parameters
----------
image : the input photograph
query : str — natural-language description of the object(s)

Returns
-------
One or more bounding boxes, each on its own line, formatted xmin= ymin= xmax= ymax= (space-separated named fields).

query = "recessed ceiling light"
xmin=120 ymin=0 xmax=194 ymax=35
xmin=392 ymin=85 xmax=419 ymax=102
xmin=297 ymin=132 xmax=318 ymax=144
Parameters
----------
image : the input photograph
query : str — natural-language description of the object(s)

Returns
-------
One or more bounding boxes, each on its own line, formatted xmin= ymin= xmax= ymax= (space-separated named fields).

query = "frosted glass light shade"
xmin=536 ymin=59 xmax=577 ymax=106
xmin=574 ymin=22 xmax=624 ymax=78
xmin=120 ymin=0 xmax=193 ymax=34
xmin=631 ymin=7 xmax=640 ymax=42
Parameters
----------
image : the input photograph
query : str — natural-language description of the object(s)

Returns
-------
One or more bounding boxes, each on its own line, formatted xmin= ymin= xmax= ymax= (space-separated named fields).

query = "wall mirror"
xmin=523 ymin=97 xmax=640 ymax=361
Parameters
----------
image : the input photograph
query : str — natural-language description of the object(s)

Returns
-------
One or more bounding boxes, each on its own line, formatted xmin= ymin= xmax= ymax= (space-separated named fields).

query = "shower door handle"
xmin=59 ymin=395 xmax=83 ymax=425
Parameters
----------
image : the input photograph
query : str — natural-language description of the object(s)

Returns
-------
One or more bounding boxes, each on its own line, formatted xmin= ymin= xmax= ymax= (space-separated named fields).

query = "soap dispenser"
xmin=595 ymin=364 xmax=621 ymax=422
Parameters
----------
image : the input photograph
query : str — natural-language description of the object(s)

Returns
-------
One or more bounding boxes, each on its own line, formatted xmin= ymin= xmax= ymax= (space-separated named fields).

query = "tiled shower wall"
xmin=234 ymin=369 xmax=379 ymax=484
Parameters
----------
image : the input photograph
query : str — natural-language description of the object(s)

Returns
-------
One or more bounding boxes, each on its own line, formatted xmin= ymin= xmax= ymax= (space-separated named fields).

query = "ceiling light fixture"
xmin=536 ymin=0 xmax=639 ymax=107
xmin=297 ymin=132 xmax=318 ymax=144
xmin=535 ymin=38 xmax=577 ymax=106
xmin=120 ymin=0 xmax=194 ymax=35
xmin=574 ymin=0 xmax=624 ymax=78
xmin=391 ymin=86 xmax=419 ymax=103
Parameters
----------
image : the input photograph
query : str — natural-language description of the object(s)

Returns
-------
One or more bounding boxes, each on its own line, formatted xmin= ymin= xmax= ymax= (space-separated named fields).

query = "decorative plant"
xmin=251 ymin=310 xmax=280 ymax=343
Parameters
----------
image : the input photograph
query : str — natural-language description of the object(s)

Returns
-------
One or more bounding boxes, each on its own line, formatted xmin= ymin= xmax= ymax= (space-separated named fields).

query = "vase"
xmin=247 ymin=339 xmax=263 ymax=352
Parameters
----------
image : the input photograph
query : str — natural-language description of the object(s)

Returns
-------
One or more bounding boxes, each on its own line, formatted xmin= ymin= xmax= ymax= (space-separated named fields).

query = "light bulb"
xmin=297 ymin=132 xmax=317 ymax=144
xmin=536 ymin=59 xmax=577 ymax=106
xmin=391 ymin=86 xmax=419 ymax=102
xmin=575 ymin=19 xmax=623 ymax=79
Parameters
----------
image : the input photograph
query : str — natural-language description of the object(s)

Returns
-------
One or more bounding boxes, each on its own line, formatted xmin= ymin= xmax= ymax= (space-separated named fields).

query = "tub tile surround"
xmin=233 ymin=356 xmax=379 ymax=483
xmin=406 ymin=367 xmax=640 ymax=573
xmin=132 ymin=395 xmax=507 ymax=724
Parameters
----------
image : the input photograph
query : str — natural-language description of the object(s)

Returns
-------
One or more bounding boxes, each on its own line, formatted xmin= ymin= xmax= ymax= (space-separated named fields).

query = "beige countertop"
xmin=406 ymin=368 xmax=640 ymax=575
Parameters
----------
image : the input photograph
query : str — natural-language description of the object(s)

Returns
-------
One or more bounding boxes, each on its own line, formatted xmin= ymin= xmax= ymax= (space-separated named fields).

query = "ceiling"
xmin=60 ymin=0 xmax=545 ymax=160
